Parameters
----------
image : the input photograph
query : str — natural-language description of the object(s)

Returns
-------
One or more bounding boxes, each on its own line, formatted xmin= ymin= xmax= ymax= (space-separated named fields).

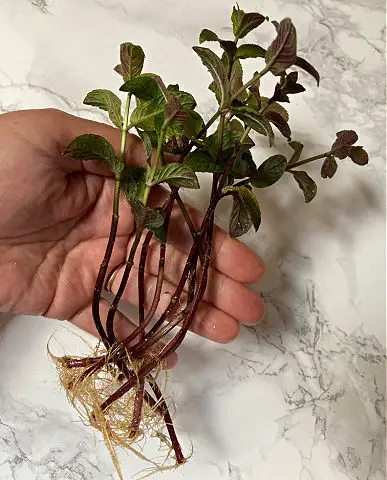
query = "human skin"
xmin=0 ymin=108 xmax=265 ymax=366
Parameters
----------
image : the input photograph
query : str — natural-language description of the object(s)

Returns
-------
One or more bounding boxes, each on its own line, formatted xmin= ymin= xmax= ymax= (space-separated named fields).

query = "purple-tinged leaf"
xmin=349 ymin=146 xmax=369 ymax=166
xmin=230 ymin=59 xmax=245 ymax=100
xmin=193 ymin=46 xmax=230 ymax=107
xmin=286 ymin=83 xmax=306 ymax=94
xmin=266 ymin=18 xmax=297 ymax=73
xmin=219 ymin=40 xmax=237 ymax=61
xmin=118 ymin=42 xmax=145 ymax=81
xmin=292 ymin=171 xmax=317 ymax=203
xmin=136 ymin=129 xmax=153 ymax=165
xmin=164 ymin=92 xmax=180 ymax=124
xmin=295 ymin=56 xmax=320 ymax=86
xmin=232 ymin=6 xmax=266 ymax=40
xmin=331 ymin=130 xmax=359 ymax=159
xmin=261 ymin=97 xmax=289 ymax=121
xmin=284 ymin=71 xmax=298 ymax=85
xmin=114 ymin=64 xmax=124 ymax=76
xmin=228 ymin=193 xmax=253 ymax=237
xmin=248 ymin=84 xmax=261 ymax=110
xmin=223 ymin=185 xmax=261 ymax=236
xmin=321 ymin=155 xmax=338 ymax=178
xmin=288 ymin=140 xmax=304 ymax=164
xmin=235 ymin=12 xmax=266 ymax=39
xmin=264 ymin=111 xmax=291 ymax=139
xmin=272 ymin=83 xmax=290 ymax=103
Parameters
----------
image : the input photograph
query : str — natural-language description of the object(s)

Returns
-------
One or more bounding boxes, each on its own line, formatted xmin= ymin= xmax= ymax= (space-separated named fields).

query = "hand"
xmin=0 ymin=109 xmax=265 ymax=364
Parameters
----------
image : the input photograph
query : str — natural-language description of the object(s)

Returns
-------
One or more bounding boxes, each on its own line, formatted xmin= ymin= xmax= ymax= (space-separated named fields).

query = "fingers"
xmin=68 ymin=300 xmax=178 ymax=369
xmin=162 ymin=201 xmax=265 ymax=284
xmin=110 ymin=267 xmax=240 ymax=343
xmin=125 ymin=233 xmax=265 ymax=325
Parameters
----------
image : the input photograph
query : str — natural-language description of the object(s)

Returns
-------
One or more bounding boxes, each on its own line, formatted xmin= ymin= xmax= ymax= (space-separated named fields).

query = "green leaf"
xmin=185 ymin=110 xmax=204 ymax=137
xmin=235 ymin=44 xmax=266 ymax=59
xmin=227 ymin=118 xmax=244 ymax=133
xmin=121 ymin=166 xmax=147 ymax=202
xmin=192 ymin=46 xmax=230 ymax=107
xmin=152 ymin=163 xmax=199 ymax=189
xmin=204 ymin=130 xmax=241 ymax=160
xmin=295 ymin=56 xmax=320 ymax=86
xmin=83 ymin=89 xmax=123 ymax=128
xmin=150 ymin=225 xmax=167 ymax=244
xmin=208 ymin=80 xmax=221 ymax=104
xmin=349 ymin=146 xmax=369 ymax=166
xmin=120 ymin=74 xmax=161 ymax=100
xmin=251 ymin=154 xmax=287 ymax=188
xmin=118 ymin=42 xmax=145 ymax=80
xmin=292 ymin=170 xmax=317 ymax=203
xmin=130 ymin=199 xmax=165 ymax=238
xmin=231 ymin=5 xmax=245 ymax=37
xmin=331 ymin=130 xmax=359 ymax=159
xmin=321 ymin=155 xmax=338 ymax=178
xmin=199 ymin=28 xmax=219 ymax=43
xmin=240 ymin=187 xmax=261 ymax=231
xmin=232 ymin=147 xmax=257 ymax=178
xmin=232 ymin=6 xmax=266 ymax=40
xmin=229 ymin=193 xmax=252 ymax=237
xmin=223 ymin=185 xmax=261 ymax=236
xmin=266 ymin=18 xmax=297 ymax=74
xmin=167 ymin=84 xmax=179 ymax=92
xmin=288 ymin=140 xmax=304 ymax=164
xmin=130 ymin=96 xmax=165 ymax=129
xmin=64 ymin=134 xmax=122 ymax=175
xmin=184 ymin=149 xmax=222 ymax=173
xmin=232 ymin=106 xmax=275 ymax=146
xmin=173 ymin=90 xmax=197 ymax=110
xmin=227 ymin=119 xmax=255 ymax=147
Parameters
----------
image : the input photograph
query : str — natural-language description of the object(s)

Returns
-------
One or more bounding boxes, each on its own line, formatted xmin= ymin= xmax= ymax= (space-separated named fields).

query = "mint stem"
xmin=287 ymin=151 xmax=332 ymax=169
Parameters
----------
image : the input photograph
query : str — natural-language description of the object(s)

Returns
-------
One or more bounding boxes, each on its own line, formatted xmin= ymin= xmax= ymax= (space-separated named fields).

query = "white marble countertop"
xmin=0 ymin=0 xmax=385 ymax=479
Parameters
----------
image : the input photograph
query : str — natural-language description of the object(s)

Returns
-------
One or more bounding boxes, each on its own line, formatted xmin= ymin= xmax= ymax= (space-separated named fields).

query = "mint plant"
xmin=52 ymin=6 xmax=369 ymax=478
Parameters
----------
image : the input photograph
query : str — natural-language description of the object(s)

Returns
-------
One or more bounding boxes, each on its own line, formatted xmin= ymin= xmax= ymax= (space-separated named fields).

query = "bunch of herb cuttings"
xmin=50 ymin=5 xmax=369 ymax=479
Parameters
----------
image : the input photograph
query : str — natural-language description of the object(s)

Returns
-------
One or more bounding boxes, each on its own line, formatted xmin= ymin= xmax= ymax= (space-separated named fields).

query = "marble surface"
xmin=0 ymin=0 xmax=386 ymax=479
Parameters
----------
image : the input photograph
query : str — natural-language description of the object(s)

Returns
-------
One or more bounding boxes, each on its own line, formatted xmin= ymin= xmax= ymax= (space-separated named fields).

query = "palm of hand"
xmin=0 ymin=109 xmax=265 ymax=347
